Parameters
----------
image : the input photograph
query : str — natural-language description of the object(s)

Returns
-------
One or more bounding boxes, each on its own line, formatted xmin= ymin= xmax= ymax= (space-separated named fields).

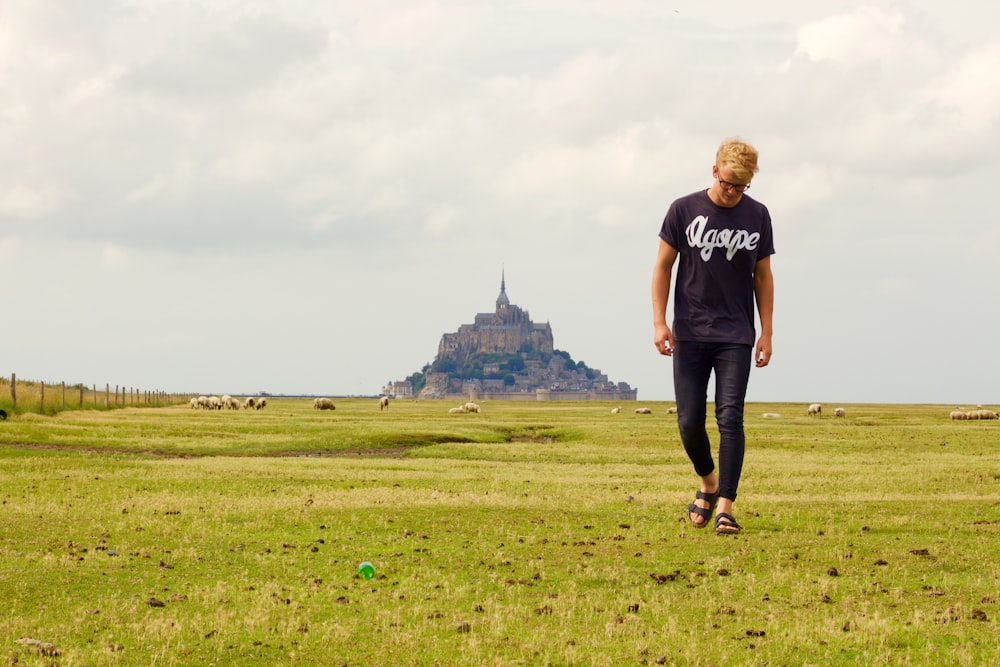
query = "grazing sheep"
xmin=666 ymin=406 xmax=678 ymax=414
xmin=634 ymin=407 xmax=652 ymax=414
xmin=834 ymin=407 xmax=846 ymax=418
xmin=448 ymin=406 xmax=465 ymax=414
xmin=243 ymin=397 xmax=256 ymax=410
xmin=807 ymin=403 xmax=822 ymax=416
xmin=314 ymin=398 xmax=336 ymax=410
xmin=222 ymin=395 xmax=241 ymax=410
xmin=611 ymin=406 xmax=621 ymax=414
xmin=950 ymin=410 xmax=968 ymax=420
xmin=189 ymin=397 xmax=200 ymax=409
xmin=197 ymin=396 xmax=211 ymax=409
xmin=208 ymin=396 xmax=222 ymax=410
xmin=255 ymin=397 xmax=267 ymax=410
xmin=379 ymin=396 xmax=389 ymax=411
xmin=762 ymin=412 xmax=782 ymax=418
xmin=463 ymin=401 xmax=481 ymax=414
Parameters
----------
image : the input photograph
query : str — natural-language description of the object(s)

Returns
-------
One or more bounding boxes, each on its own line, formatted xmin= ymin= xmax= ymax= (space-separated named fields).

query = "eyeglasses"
xmin=717 ymin=175 xmax=750 ymax=193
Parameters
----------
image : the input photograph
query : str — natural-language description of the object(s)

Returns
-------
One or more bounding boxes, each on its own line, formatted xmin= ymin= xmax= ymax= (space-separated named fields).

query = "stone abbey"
xmin=386 ymin=273 xmax=637 ymax=401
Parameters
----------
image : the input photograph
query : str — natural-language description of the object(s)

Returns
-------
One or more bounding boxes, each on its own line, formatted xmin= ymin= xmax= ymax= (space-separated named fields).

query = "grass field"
xmin=1 ymin=399 xmax=998 ymax=666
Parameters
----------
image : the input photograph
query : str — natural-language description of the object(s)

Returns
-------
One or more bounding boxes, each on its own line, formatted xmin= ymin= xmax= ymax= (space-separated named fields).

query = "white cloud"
xmin=98 ymin=243 xmax=134 ymax=270
xmin=424 ymin=205 xmax=464 ymax=236
xmin=923 ymin=41 xmax=1000 ymax=128
xmin=0 ymin=184 xmax=62 ymax=219
xmin=787 ymin=6 xmax=905 ymax=66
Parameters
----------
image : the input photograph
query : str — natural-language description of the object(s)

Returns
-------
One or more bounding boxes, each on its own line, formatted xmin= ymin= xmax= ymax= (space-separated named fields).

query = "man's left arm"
xmin=753 ymin=256 xmax=774 ymax=368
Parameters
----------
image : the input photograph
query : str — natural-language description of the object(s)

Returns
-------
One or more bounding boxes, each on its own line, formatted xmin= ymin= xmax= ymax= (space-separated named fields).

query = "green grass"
xmin=1 ymin=399 xmax=998 ymax=666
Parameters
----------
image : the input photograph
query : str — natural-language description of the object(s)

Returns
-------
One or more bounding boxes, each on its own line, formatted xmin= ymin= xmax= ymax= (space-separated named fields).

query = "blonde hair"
xmin=716 ymin=138 xmax=759 ymax=183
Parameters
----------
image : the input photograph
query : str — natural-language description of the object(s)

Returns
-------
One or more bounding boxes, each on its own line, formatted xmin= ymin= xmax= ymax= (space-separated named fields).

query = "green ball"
xmin=358 ymin=561 xmax=375 ymax=579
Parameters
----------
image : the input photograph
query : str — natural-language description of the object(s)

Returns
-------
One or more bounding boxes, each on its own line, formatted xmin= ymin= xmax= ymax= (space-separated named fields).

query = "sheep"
xmin=243 ymin=397 xmax=256 ymax=410
xmin=448 ymin=406 xmax=465 ymax=414
xmin=197 ymin=396 xmax=211 ymax=409
xmin=634 ymin=407 xmax=652 ymax=414
xmin=255 ymin=397 xmax=267 ymax=410
xmin=379 ymin=396 xmax=389 ymax=411
xmin=222 ymin=395 xmax=241 ymax=410
xmin=762 ymin=412 xmax=782 ymax=418
xmin=0 ymin=409 xmax=7 ymax=420
xmin=610 ymin=406 xmax=621 ymax=414
xmin=950 ymin=410 xmax=968 ymax=420
xmin=463 ymin=401 xmax=481 ymax=414
xmin=807 ymin=403 xmax=822 ymax=416
xmin=189 ymin=397 xmax=200 ymax=409
xmin=314 ymin=398 xmax=336 ymax=410
xmin=834 ymin=407 xmax=846 ymax=418
xmin=666 ymin=406 xmax=678 ymax=414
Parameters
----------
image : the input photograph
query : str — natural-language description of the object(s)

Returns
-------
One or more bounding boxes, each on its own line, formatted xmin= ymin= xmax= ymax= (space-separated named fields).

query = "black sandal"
xmin=715 ymin=512 xmax=741 ymax=535
xmin=687 ymin=490 xmax=718 ymax=528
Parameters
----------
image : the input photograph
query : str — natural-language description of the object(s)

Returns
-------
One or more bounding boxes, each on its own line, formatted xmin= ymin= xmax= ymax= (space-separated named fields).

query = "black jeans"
xmin=672 ymin=341 xmax=752 ymax=502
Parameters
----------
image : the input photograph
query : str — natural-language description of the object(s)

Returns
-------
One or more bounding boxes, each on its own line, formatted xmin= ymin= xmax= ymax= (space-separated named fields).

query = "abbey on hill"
xmin=386 ymin=273 xmax=637 ymax=401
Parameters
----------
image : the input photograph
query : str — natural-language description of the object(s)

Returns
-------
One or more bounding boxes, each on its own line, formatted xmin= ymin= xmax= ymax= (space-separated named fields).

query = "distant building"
xmin=383 ymin=381 xmax=413 ymax=398
xmin=437 ymin=271 xmax=554 ymax=363
xmin=395 ymin=271 xmax=636 ymax=401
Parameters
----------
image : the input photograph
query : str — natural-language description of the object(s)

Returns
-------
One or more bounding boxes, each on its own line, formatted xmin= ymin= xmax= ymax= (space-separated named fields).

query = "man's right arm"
xmin=652 ymin=239 xmax=678 ymax=356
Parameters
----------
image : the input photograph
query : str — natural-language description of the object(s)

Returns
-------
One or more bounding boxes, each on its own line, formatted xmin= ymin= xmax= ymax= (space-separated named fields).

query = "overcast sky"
xmin=2 ymin=1 xmax=998 ymax=404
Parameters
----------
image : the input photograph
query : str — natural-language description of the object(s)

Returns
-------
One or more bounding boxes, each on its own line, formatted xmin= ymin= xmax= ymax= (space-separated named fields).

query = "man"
xmin=651 ymin=137 xmax=775 ymax=535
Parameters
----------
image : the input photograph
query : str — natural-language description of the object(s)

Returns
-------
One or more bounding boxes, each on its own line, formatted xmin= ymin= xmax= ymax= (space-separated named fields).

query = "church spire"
xmin=496 ymin=266 xmax=509 ymax=311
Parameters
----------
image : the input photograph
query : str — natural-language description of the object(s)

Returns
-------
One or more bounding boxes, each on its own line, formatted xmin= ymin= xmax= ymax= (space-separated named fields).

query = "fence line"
xmin=1 ymin=372 xmax=189 ymax=417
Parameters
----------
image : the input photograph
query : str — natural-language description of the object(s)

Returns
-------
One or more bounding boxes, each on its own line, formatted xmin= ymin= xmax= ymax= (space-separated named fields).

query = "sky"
xmin=2 ymin=1 xmax=999 ymax=404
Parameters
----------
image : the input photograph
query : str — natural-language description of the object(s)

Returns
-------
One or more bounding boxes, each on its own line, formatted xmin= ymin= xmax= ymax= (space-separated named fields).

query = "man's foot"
xmin=715 ymin=512 xmax=741 ymax=535
xmin=687 ymin=490 xmax=718 ymax=528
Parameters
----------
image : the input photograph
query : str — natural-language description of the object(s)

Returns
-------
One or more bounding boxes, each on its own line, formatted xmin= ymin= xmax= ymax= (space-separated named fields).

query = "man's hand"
xmin=755 ymin=333 xmax=772 ymax=368
xmin=654 ymin=324 xmax=674 ymax=356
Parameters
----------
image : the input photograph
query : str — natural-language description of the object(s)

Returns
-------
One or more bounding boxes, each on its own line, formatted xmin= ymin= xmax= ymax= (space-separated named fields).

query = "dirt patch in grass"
xmin=1 ymin=441 xmax=414 ymax=459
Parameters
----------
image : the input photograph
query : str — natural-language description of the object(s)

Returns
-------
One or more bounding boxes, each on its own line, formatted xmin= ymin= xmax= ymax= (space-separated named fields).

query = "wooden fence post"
xmin=61 ymin=381 xmax=66 ymax=410
xmin=39 ymin=381 xmax=45 ymax=414
xmin=79 ymin=384 xmax=84 ymax=408
xmin=10 ymin=373 xmax=15 ymax=411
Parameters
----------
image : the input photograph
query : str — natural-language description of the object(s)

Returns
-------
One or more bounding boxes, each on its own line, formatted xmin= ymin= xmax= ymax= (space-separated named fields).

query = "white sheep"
xmin=448 ymin=406 xmax=465 ymax=414
xmin=666 ymin=406 xmax=678 ymax=414
xmin=463 ymin=401 xmax=481 ymax=414
xmin=243 ymin=397 xmax=256 ymax=410
xmin=314 ymin=398 xmax=336 ymax=410
xmin=950 ymin=410 xmax=968 ymax=420
xmin=379 ymin=396 xmax=389 ymax=411
xmin=634 ymin=407 xmax=652 ymax=414
xmin=834 ymin=407 xmax=846 ymax=418
xmin=762 ymin=412 xmax=782 ymax=418
xmin=255 ymin=397 xmax=267 ymax=410
xmin=611 ymin=406 xmax=621 ymax=414
xmin=807 ymin=403 xmax=822 ymax=416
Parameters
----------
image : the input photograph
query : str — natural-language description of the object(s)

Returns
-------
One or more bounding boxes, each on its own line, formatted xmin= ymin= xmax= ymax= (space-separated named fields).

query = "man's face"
xmin=711 ymin=164 xmax=750 ymax=207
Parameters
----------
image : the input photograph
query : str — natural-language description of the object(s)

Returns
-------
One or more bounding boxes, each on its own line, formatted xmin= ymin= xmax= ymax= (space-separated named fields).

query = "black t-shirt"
xmin=659 ymin=190 xmax=775 ymax=345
